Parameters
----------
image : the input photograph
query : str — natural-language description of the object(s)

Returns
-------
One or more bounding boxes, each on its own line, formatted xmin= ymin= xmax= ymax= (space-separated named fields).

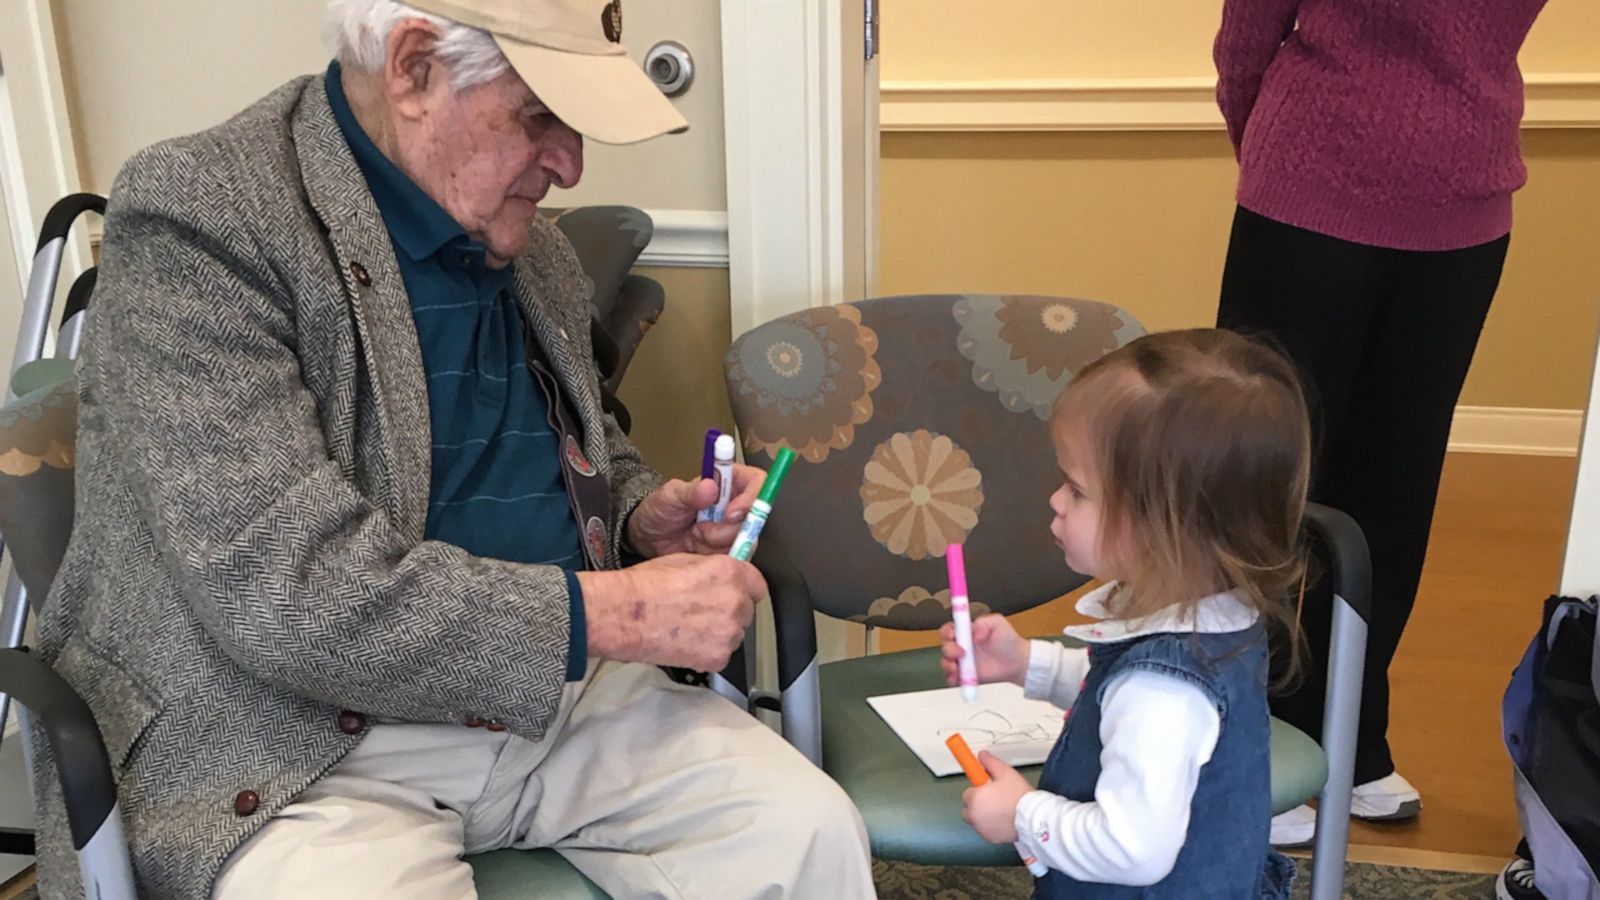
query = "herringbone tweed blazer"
xmin=29 ymin=74 xmax=662 ymax=899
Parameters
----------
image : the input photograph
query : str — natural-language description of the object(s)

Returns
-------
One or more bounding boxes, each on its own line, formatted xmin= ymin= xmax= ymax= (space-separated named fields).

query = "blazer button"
xmin=349 ymin=261 xmax=372 ymax=287
xmin=464 ymin=715 xmax=485 ymax=728
xmin=233 ymin=790 xmax=261 ymax=817
xmin=485 ymin=720 xmax=507 ymax=733
xmin=337 ymin=711 xmax=366 ymax=735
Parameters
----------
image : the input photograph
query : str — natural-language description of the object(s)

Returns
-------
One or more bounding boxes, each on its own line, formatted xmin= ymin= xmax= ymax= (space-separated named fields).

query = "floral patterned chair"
xmin=723 ymin=294 xmax=1146 ymax=865
xmin=723 ymin=295 xmax=1346 ymax=880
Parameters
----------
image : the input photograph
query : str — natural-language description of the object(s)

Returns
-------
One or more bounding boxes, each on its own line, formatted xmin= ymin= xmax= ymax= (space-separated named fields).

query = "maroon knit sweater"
xmin=1215 ymin=0 xmax=1546 ymax=251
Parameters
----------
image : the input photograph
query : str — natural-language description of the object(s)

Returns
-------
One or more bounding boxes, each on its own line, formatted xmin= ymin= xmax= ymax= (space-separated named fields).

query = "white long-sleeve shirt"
xmin=1012 ymin=582 xmax=1260 ymax=887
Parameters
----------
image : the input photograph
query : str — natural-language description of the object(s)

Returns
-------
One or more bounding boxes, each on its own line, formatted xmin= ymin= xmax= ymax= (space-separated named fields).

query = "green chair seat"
xmin=10 ymin=357 xmax=74 ymax=398
xmin=468 ymin=849 xmax=609 ymax=899
xmin=820 ymin=643 xmax=1328 ymax=866
xmin=1270 ymin=716 xmax=1328 ymax=814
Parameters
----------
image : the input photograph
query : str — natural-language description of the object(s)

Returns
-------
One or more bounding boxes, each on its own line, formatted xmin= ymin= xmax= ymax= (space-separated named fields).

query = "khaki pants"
xmin=214 ymin=661 xmax=873 ymax=899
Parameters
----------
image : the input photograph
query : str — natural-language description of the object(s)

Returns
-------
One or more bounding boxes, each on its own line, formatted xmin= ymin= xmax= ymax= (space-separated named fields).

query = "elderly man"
xmin=29 ymin=0 xmax=873 ymax=897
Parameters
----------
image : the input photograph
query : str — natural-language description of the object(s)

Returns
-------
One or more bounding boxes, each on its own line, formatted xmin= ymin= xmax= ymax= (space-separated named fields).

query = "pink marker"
xmin=947 ymin=543 xmax=979 ymax=703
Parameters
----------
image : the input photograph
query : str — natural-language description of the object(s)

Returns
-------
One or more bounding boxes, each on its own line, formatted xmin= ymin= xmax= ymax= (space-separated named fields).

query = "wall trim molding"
xmin=639 ymin=209 xmax=729 ymax=269
xmin=880 ymin=72 xmax=1600 ymax=133
xmin=86 ymin=208 xmax=734 ymax=270
xmin=1448 ymin=405 xmax=1584 ymax=457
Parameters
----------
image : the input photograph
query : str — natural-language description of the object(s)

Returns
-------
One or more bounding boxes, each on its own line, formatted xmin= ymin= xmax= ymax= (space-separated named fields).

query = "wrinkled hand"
xmin=940 ymin=614 xmax=1031 ymax=687
xmin=578 ymin=553 xmax=765 ymax=672
xmin=626 ymin=465 xmax=766 ymax=558
xmin=961 ymin=751 xmax=1032 ymax=844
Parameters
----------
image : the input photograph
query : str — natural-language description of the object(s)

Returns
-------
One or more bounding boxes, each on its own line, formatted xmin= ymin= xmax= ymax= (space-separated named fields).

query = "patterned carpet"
xmin=872 ymin=857 xmax=1497 ymax=899
xmin=6 ymin=858 xmax=1497 ymax=898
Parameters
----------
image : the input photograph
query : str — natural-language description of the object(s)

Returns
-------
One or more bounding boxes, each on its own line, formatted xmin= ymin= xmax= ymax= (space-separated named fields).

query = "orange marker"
xmin=947 ymin=733 xmax=1050 ymax=877
xmin=946 ymin=733 xmax=991 ymax=785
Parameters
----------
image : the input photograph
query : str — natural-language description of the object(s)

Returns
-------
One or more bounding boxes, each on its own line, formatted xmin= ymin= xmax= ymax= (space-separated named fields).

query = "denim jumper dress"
xmin=1031 ymin=624 xmax=1295 ymax=898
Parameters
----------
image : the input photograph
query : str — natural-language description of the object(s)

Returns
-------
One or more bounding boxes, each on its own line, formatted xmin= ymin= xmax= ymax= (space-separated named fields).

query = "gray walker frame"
xmin=0 ymin=193 xmax=138 ymax=899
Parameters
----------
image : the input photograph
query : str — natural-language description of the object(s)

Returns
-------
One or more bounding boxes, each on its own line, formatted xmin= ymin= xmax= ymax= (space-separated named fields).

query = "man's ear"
xmin=384 ymin=18 xmax=445 ymax=121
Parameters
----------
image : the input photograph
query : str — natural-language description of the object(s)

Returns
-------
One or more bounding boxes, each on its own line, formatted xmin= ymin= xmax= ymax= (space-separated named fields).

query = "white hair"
xmin=323 ymin=0 xmax=511 ymax=90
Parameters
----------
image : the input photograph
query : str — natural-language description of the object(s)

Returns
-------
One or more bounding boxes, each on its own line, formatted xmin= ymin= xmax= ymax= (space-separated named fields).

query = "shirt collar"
xmin=1063 ymin=581 xmax=1260 ymax=644
xmin=325 ymin=61 xmax=468 ymax=263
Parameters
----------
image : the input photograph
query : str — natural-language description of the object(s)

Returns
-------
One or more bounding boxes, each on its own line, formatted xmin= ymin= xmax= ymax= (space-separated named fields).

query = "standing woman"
xmin=1213 ymin=0 xmax=1547 ymax=846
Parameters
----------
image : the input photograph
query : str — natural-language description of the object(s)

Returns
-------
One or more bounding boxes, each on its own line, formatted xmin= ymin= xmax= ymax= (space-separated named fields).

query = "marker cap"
xmin=946 ymin=543 xmax=968 ymax=598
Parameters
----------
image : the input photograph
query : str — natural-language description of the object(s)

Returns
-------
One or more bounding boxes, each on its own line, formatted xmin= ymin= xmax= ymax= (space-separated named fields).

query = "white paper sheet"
xmin=866 ymin=682 xmax=1066 ymax=777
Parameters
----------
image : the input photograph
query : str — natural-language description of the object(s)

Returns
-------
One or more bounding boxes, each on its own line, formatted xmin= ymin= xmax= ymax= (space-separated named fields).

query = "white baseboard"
xmin=1448 ymin=405 xmax=1584 ymax=457
xmin=880 ymin=72 xmax=1600 ymax=133
xmin=638 ymin=209 xmax=729 ymax=269
xmin=89 ymin=209 xmax=735 ymax=271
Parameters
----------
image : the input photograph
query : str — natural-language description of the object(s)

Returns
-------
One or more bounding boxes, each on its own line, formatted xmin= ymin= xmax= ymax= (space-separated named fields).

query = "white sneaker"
xmin=1350 ymin=772 xmax=1422 ymax=821
xmin=1270 ymin=772 xmax=1422 ymax=847
xmin=1270 ymin=803 xmax=1317 ymax=847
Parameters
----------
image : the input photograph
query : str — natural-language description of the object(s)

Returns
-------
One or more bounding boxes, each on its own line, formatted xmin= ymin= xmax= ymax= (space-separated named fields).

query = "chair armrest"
xmin=0 ymin=648 xmax=118 ymax=850
xmin=1302 ymin=503 xmax=1373 ymax=625
xmin=1299 ymin=503 xmax=1372 ymax=900
xmin=754 ymin=539 xmax=818 ymax=693
xmin=589 ymin=314 xmax=622 ymax=384
xmin=600 ymin=275 xmax=666 ymax=390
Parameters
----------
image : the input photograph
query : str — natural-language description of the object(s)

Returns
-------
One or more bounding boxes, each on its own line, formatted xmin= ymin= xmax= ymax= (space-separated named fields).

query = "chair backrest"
xmin=549 ymin=205 xmax=667 ymax=420
xmin=0 ymin=371 xmax=78 ymax=597
xmin=550 ymin=205 xmax=653 ymax=323
xmin=723 ymin=294 xmax=1144 ymax=629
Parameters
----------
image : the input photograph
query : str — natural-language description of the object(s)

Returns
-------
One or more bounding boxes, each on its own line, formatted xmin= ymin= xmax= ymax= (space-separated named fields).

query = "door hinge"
xmin=865 ymin=0 xmax=879 ymax=60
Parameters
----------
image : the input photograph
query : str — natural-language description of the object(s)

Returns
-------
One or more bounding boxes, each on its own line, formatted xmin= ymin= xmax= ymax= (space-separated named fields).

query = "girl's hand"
xmin=940 ymin=614 xmax=1031 ymax=687
xmin=961 ymin=752 xmax=1032 ymax=844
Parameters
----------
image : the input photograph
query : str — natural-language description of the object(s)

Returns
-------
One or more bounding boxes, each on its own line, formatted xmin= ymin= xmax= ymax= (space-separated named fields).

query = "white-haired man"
xmin=30 ymin=1 xmax=873 ymax=897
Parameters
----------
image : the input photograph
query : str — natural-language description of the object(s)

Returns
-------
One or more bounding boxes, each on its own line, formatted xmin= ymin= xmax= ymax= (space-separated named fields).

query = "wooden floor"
xmin=0 ymin=870 xmax=30 ymax=900
xmin=882 ymin=452 xmax=1580 ymax=860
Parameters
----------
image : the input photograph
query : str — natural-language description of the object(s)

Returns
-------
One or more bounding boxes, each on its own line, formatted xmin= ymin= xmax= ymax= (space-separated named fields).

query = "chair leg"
xmin=780 ymin=662 xmax=823 ymax=767
xmin=77 ymin=801 xmax=137 ymax=900
xmin=1309 ymin=594 xmax=1367 ymax=900
xmin=0 ymin=570 xmax=32 ymax=738
xmin=709 ymin=622 xmax=761 ymax=711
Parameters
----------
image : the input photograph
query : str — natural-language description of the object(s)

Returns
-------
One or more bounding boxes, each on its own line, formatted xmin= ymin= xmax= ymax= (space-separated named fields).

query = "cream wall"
xmin=881 ymin=0 xmax=1599 ymax=82
xmin=0 ymin=174 xmax=20 ymax=372
xmin=618 ymin=266 xmax=734 ymax=480
xmin=51 ymin=0 xmax=725 ymax=214
xmin=52 ymin=0 xmax=330 ymax=194
xmin=876 ymin=1 xmax=1600 ymax=412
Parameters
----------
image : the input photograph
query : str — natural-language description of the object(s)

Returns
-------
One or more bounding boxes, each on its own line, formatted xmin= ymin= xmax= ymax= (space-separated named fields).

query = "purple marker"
xmin=701 ymin=429 xmax=722 ymax=479
xmin=697 ymin=429 xmax=722 ymax=523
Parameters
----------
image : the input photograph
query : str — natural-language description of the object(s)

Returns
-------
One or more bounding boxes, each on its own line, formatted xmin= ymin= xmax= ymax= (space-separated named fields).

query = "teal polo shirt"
xmin=327 ymin=63 xmax=586 ymax=680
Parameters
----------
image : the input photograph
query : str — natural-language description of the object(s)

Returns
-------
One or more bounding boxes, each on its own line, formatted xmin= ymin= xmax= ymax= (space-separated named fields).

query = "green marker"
xmin=729 ymin=447 xmax=796 ymax=562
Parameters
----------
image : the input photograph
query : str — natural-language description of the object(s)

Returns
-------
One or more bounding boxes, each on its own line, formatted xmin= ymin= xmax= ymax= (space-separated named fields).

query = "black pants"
xmin=1218 ymin=206 xmax=1510 ymax=785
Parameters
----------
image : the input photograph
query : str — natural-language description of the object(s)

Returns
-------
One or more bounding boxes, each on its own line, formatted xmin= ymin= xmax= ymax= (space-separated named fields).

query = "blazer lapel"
xmin=291 ymin=79 xmax=431 ymax=542
xmin=510 ymin=257 xmax=610 ymax=483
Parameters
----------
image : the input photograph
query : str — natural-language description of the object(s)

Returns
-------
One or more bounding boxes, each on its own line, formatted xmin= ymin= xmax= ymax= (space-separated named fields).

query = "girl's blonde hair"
xmin=1053 ymin=329 xmax=1311 ymax=684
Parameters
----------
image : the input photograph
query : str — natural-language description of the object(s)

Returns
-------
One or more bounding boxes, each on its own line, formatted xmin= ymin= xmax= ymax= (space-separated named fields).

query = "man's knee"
xmin=754 ymin=757 xmax=868 ymax=850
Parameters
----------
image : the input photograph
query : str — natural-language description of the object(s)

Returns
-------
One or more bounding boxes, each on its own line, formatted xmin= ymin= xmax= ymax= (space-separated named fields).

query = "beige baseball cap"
xmin=407 ymin=0 xmax=688 ymax=145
